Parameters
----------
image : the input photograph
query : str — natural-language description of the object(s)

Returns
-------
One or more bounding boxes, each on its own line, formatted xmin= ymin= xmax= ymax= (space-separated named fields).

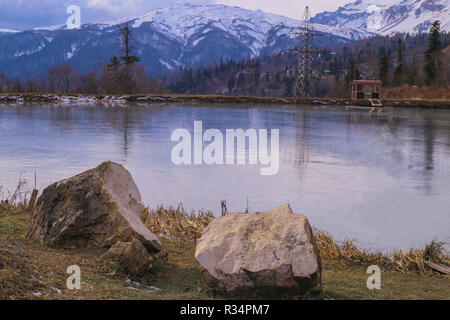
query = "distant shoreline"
xmin=1 ymin=93 xmax=449 ymax=109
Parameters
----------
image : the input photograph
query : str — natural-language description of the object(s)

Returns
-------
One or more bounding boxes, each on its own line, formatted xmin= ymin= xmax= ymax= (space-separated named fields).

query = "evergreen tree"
xmin=118 ymin=23 xmax=141 ymax=65
xmin=102 ymin=24 xmax=144 ymax=94
xmin=393 ymin=38 xmax=404 ymax=86
xmin=228 ymin=76 xmax=235 ymax=94
xmin=407 ymin=56 xmax=419 ymax=86
xmin=344 ymin=57 xmax=360 ymax=84
xmin=379 ymin=55 xmax=389 ymax=86
xmin=424 ymin=21 xmax=442 ymax=85
xmin=108 ymin=56 xmax=120 ymax=69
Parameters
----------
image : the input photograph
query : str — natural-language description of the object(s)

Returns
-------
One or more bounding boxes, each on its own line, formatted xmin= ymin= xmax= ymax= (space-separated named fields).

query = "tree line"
xmin=164 ymin=21 xmax=449 ymax=98
xmin=330 ymin=21 xmax=449 ymax=97
xmin=344 ymin=21 xmax=447 ymax=86
xmin=0 ymin=23 xmax=166 ymax=95
xmin=0 ymin=21 xmax=448 ymax=98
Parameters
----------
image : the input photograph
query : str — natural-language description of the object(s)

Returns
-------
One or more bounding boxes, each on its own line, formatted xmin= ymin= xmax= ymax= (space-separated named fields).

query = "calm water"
xmin=1 ymin=103 xmax=449 ymax=252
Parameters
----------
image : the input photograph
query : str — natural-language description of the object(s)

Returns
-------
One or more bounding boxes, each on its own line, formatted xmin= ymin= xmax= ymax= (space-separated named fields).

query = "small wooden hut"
xmin=351 ymin=80 xmax=382 ymax=100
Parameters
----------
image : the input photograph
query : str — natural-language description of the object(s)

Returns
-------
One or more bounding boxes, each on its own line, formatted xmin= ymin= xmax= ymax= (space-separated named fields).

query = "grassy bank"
xmin=382 ymin=85 xmax=450 ymax=100
xmin=1 ymin=204 xmax=448 ymax=300
xmin=142 ymin=205 xmax=450 ymax=277
xmin=0 ymin=93 xmax=449 ymax=109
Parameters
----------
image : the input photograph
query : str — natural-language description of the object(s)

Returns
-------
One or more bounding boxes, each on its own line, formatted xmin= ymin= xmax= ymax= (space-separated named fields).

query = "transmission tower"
xmin=291 ymin=6 xmax=322 ymax=98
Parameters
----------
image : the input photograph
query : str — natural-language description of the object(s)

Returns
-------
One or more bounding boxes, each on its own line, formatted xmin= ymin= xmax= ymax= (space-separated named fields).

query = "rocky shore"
xmin=1 ymin=162 xmax=449 ymax=300
xmin=0 ymin=93 xmax=449 ymax=109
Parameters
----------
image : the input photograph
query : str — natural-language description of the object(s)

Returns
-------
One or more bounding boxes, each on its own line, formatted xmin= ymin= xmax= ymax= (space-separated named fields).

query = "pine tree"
xmin=118 ymin=23 xmax=141 ymax=65
xmin=424 ymin=21 xmax=442 ymax=85
xmin=344 ymin=57 xmax=360 ymax=84
xmin=379 ymin=55 xmax=389 ymax=86
xmin=108 ymin=56 xmax=120 ymax=69
xmin=407 ymin=56 xmax=419 ymax=86
xmin=102 ymin=23 xmax=143 ymax=94
xmin=393 ymin=38 xmax=404 ymax=86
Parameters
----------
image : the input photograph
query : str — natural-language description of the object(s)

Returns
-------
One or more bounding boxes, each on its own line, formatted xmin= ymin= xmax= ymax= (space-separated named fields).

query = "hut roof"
xmin=352 ymin=80 xmax=382 ymax=85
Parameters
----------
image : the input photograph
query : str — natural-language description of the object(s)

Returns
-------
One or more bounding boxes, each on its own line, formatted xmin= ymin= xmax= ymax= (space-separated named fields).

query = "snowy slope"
xmin=312 ymin=0 xmax=449 ymax=35
xmin=129 ymin=3 xmax=371 ymax=41
xmin=0 ymin=29 xmax=19 ymax=34
xmin=1 ymin=1 xmax=446 ymax=78
xmin=0 ymin=3 xmax=360 ymax=78
xmin=94 ymin=2 xmax=371 ymax=55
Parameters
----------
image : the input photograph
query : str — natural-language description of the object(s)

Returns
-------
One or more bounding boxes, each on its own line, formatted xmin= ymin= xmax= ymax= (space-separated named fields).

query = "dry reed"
xmin=0 ymin=177 xmax=30 ymax=215
xmin=314 ymin=228 xmax=449 ymax=277
xmin=142 ymin=203 xmax=214 ymax=242
xmin=383 ymin=85 xmax=450 ymax=100
xmin=141 ymin=203 xmax=448 ymax=276
xmin=313 ymin=228 xmax=393 ymax=268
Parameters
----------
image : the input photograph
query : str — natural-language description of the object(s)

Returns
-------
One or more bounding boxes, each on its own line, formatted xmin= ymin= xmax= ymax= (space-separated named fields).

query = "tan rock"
xmin=26 ymin=162 xmax=161 ymax=253
xmin=101 ymin=238 xmax=153 ymax=275
xmin=195 ymin=204 xmax=321 ymax=294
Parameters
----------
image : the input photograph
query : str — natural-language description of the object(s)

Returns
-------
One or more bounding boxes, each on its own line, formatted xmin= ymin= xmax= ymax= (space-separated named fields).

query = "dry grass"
xmin=141 ymin=205 xmax=449 ymax=277
xmin=393 ymin=240 xmax=450 ymax=276
xmin=314 ymin=228 xmax=449 ymax=277
xmin=383 ymin=85 xmax=450 ymax=100
xmin=313 ymin=229 xmax=392 ymax=268
xmin=142 ymin=203 xmax=214 ymax=242
xmin=0 ymin=201 xmax=24 ymax=216
xmin=0 ymin=177 xmax=31 ymax=216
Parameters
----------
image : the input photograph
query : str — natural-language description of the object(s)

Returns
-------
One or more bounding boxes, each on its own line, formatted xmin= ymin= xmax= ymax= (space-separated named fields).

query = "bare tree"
xmin=98 ymin=62 xmax=121 ymax=94
xmin=44 ymin=64 xmax=80 ymax=93
xmin=10 ymin=80 xmax=25 ymax=93
xmin=79 ymin=70 xmax=99 ymax=94
xmin=24 ymin=78 xmax=41 ymax=93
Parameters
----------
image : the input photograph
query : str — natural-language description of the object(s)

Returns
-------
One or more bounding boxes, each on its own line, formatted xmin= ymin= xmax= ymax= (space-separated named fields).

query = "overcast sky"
xmin=0 ymin=0 xmax=351 ymax=30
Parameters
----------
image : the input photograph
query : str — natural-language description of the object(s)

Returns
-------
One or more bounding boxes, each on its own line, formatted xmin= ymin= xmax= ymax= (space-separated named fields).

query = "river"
xmin=1 ymin=103 xmax=449 ymax=252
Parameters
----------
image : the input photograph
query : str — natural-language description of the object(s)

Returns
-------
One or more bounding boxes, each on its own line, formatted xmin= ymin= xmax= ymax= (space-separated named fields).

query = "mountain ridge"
xmin=0 ymin=1 xmax=448 ymax=79
xmin=0 ymin=3 xmax=354 ymax=79
xmin=311 ymin=0 xmax=449 ymax=35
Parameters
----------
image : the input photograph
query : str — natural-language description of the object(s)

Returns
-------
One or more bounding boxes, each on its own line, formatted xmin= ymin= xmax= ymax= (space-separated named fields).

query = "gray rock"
xmin=26 ymin=162 xmax=161 ymax=253
xmin=195 ymin=204 xmax=322 ymax=294
xmin=101 ymin=238 xmax=153 ymax=275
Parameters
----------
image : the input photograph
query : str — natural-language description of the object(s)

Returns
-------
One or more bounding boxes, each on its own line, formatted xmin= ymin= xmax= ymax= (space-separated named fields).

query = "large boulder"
xmin=195 ymin=204 xmax=321 ymax=294
xmin=26 ymin=162 xmax=161 ymax=253
xmin=101 ymin=238 xmax=153 ymax=275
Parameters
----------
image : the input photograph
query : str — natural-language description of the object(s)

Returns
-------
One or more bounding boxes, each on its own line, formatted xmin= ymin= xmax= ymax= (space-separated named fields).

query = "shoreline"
xmin=143 ymin=205 xmax=450 ymax=277
xmin=1 ymin=205 xmax=449 ymax=300
xmin=1 ymin=93 xmax=449 ymax=109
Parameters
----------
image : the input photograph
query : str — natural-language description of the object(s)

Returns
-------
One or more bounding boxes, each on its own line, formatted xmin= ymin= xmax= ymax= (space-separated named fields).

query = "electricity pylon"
xmin=290 ymin=6 xmax=322 ymax=98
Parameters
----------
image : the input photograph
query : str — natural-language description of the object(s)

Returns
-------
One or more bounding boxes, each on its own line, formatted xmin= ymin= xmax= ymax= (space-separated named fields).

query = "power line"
xmin=282 ymin=7 xmax=323 ymax=97
xmin=309 ymin=50 xmax=450 ymax=75
xmin=291 ymin=6 xmax=322 ymax=98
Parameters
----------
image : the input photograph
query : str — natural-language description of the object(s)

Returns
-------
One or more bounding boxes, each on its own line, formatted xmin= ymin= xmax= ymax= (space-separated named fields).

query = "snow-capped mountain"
xmin=97 ymin=3 xmax=371 ymax=50
xmin=311 ymin=0 xmax=449 ymax=36
xmin=0 ymin=3 xmax=358 ymax=79
xmin=0 ymin=1 xmax=447 ymax=79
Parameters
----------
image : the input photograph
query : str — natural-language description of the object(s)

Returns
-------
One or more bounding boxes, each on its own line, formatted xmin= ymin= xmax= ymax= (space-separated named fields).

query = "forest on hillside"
xmin=165 ymin=21 xmax=450 ymax=99
xmin=0 ymin=21 xmax=449 ymax=99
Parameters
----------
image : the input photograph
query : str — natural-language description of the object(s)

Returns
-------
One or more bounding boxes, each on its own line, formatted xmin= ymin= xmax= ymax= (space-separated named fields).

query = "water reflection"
xmin=0 ymin=103 xmax=449 ymax=251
